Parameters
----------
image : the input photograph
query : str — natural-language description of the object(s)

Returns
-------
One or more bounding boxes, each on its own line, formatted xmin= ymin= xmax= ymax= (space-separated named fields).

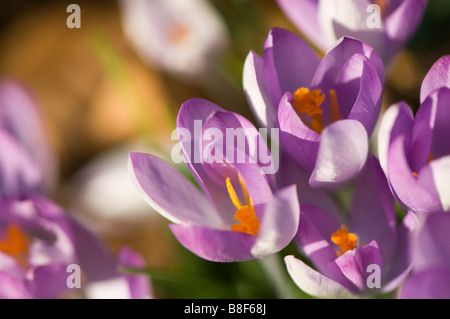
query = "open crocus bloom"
xmin=0 ymin=195 xmax=152 ymax=299
xmin=378 ymin=56 xmax=450 ymax=214
xmin=276 ymin=0 xmax=427 ymax=63
xmin=284 ymin=156 xmax=416 ymax=298
xmin=244 ymin=28 xmax=384 ymax=187
xmin=401 ymin=213 xmax=450 ymax=299
xmin=118 ymin=0 xmax=228 ymax=80
xmin=129 ymin=98 xmax=300 ymax=262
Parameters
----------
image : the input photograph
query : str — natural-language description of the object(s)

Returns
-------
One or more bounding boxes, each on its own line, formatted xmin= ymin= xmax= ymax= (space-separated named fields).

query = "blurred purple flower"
xmin=401 ymin=213 xmax=450 ymax=299
xmin=118 ymin=0 xmax=228 ymax=80
xmin=129 ymin=98 xmax=300 ymax=262
xmin=243 ymin=28 xmax=384 ymax=187
xmin=276 ymin=0 xmax=427 ymax=63
xmin=0 ymin=79 xmax=57 ymax=197
xmin=284 ymin=156 xmax=416 ymax=298
xmin=0 ymin=195 xmax=152 ymax=299
xmin=378 ymin=56 xmax=450 ymax=214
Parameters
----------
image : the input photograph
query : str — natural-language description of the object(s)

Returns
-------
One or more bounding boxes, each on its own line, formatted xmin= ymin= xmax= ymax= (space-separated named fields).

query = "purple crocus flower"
xmin=0 ymin=79 xmax=57 ymax=195
xmin=276 ymin=0 xmax=427 ymax=63
xmin=378 ymin=56 xmax=450 ymax=214
xmin=401 ymin=213 xmax=450 ymax=299
xmin=244 ymin=28 xmax=384 ymax=187
xmin=284 ymin=156 xmax=416 ymax=298
xmin=0 ymin=195 xmax=152 ymax=299
xmin=129 ymin=98 xmax=300 ymax=262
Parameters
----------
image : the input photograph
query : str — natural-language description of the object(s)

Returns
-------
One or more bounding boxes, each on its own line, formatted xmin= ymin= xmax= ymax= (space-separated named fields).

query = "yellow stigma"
xmin=292 ymin=87 xmax=341 ymax=134
xmin=0 ymin=223 xmax=29 ymax=268
xmin=226 ymin=175 xmax=260 ymax=236
xmin=331 ymin=225 xmax=358 ymax=257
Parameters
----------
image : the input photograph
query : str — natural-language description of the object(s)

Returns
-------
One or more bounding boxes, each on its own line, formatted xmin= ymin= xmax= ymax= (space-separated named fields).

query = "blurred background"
xmin=0 ymin=0 xmax=449 ymax=298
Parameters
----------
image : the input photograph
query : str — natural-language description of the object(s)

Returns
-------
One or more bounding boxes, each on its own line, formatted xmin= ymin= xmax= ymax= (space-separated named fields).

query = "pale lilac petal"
xmin=420 ymin=55 xmax=450 ymax=103
xmin=384 ymin=0 xmax=427 ymax=61
xmin=251 ymin=185 xmax=300 ymax=258
xmin=284 ymin=255 xmax=356 ymax=298
xmin=263 ymin=28 xmax=321 ymax=105
xmin=350 ymin=155 xmax=397 ymax=262
xmin=382 ymin=211 xmax=416 ymax=293
xmin=0 ymin=79 xmax=57 ymax=192
xmin=201 ymin=109 xmax=277 ymax=189
xmin=277 ymin=153 xmax=341 ymax=219
xmin=427 ymin=88 xmax=450 ymax=158
xmin=118 ymin=247 xmax=153 ymax=299
xmin=0 ymin=272 xmax=33 ymax=299
xmin=243 ymin=51 xmax=277 ymax=129
xmin=0 ymin=130 xmax=42 ymax=197
xmin=277 ymin=93 xmax=320 ymax=172
xmin=275 ymin=0 xmax=328 ymax=51
xmin=377 ymin=102 xmax=414 ymax=175
xmin=344 ymin=55 xmax=383 ymax=135
xmin=334 ymin=240 xmax=383 ymax=292
xmin=169 ymin=224 xmax=255 ymax=262
xmin=311 ymin=37 xmax=385 ymax=91
xmin=310 ymin=120 xmax=368 ymax=187
xmin=128 ymin=152 xmax=222 ymax=227
xmin=387 ymin=135 xmax=441 ymax=213
xmin=427 ymin=156 xmax=450 ymax=211
xmin=176 ymin=98 xmax=238 ymax=213
xmin=413 ymin=213 xmax=450 ymax=272
xmin=401 ymin=268 xmax=450 ymax=299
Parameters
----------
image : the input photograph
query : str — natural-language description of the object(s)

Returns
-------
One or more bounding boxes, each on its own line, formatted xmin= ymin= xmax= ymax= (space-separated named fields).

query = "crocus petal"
xmin=277 ymin=92 xmax=320 ymax=172
xmin=310 ymin=119 xmax=368 ymax=188
xmin=385 ymin=0 xmax=427 ymax=45
xmin=169 ymin=224 xmax=255 ymax=262
xmin=413 ymin=213 xmax=450 ymax=272
xmin=129 ymin=152 xmax=222 ymax=228
xmin=349 ymin=155 xmax=397 ymax=262
xmin=277 ymin=153 xmax=341 ymax=219
xmin=275 ymin=0 xmax=328 ymax=51
xmin=343 ymin=54 xmax=383 ymax=135
xmin=377 ymin=102 xmax=414 ymax=175
xmin=420 ymin=55 xmax=450 ymax=103
xmin=424 ymin=88 xmax=450 ymax=158
xmin=0 ymin=130 xmax=42 ymax=197
xmin=387 ymin=135 xmax=441 ymax=213
xmin=177 ymin=98 xmax=238 ymax=213
xmin=243 ymin=50 xmax=277 ymax=129
xmin=251 ymin=185 xmax=300 ymax=258
xmin=26 ymin=263 xmax=71 ymax=299
xmin=382 ymin=211 xmax=416 ymax=293
xmin=201 ymin=109 xmax=277 ymax=189
xmin=334 ymin=240 xmax=383 ymax=292
xmin=317 ymin=0 xmax=371 ymax=47
xmin=263 ymin=27 xmax=321 ymax=106
xmin=428 ymin=156 xmax=450 ymax=211
xmin=0 ymin=79 xmax=57 ymax=192
xmin=284 ymin=255 xmax=356 ymax=299
xmin=401 ymin=268 xmax=450 ymax=299
xmin=311 ymin=37 xmax=385 ymax=90
xmin=0 ymin=272 xmax=33 ymax=299
xmin=118 ymin=247 xmax=153 ymax=299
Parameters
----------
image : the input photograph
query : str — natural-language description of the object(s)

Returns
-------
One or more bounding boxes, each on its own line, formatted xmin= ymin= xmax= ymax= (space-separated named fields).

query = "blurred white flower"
xmin=118 ymin=0 xmax=229 ymax=80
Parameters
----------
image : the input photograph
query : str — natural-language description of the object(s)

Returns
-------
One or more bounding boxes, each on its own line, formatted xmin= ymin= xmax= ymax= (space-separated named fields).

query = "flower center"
xmin=331 ymin=225 xmax=358 ymax=257
xmin=292 ymin=87 xmax=341 ymax=134
xmin=168 ymin=23 xmax=190 ymax=44
xmin=0 ymin=223 xmax=29 ymax=268
xmin=226 ymin=175 xmax=260 ymax=236
xmin=412 ymin=153 xmax=434 ymax=178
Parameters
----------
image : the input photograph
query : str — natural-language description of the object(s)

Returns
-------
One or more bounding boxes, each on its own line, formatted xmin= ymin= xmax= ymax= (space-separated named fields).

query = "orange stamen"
xmin=331 ymin=225 xmax=358 ymax=257
xmin=0 ymin=223 xmax=29 ymax=268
